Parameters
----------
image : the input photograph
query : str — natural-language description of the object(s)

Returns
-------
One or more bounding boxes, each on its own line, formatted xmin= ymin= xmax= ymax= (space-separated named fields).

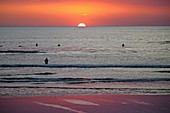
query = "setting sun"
xmin=78 ymin=23 xmax=86 ymax=28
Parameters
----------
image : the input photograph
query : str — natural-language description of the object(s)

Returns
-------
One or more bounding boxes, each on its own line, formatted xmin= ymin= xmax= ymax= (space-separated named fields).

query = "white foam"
xmin=63 ymin=99 xmax=99 ymax=106
xmin=35 ymin=102 xmax=86 ymax=113
xmin=128 ymin=99 xmax=152 ymax=106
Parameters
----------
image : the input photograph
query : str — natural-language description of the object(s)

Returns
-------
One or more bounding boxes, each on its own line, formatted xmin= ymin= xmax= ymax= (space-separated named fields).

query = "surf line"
xmin=0 ymin=64 xmax=170 ymax=68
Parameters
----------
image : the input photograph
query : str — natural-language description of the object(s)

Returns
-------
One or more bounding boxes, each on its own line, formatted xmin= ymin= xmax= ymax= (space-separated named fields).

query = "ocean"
xmin=0 ymin=26 xmax=170 ymax=96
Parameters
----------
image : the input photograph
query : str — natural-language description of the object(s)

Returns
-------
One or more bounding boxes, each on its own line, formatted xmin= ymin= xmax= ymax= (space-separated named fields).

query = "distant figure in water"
xmin=0 ymin=45 xmax=3 ymax=47
xmin=58 ymin=44 xmax=60 ymax=47
xmin=19 ymin=45 xmax=22 ymax=47
xmin=44 ymin=58 xmax=49 ymax=64
xmin=122 ymin=44 xmax=125 ymax=47
xmin=36 ymin=43 xmax=38 ymax=47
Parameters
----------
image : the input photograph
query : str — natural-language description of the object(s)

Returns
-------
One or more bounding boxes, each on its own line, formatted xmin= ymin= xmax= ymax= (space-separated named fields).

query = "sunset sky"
xmin=0 ymin=0 xmax=170 ymax=26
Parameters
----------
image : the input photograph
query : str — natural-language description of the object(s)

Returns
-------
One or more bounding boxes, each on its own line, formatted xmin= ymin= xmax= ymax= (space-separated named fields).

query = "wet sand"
xmin=0 ymin=94 xmax=170 ymax=113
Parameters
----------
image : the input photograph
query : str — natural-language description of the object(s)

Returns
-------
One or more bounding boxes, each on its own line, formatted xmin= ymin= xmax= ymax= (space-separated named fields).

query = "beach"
xmin=0 ymin=94 xmax=170 ymax=113
xmin=0 ymin=26 xmax=170 ymax=113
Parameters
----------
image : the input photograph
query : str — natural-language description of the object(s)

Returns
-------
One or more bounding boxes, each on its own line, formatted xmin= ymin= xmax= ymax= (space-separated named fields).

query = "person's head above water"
xmin=44 ymin=58 xmax=49 ymax=64
xmin=122 ymin=44 xmax=125 ymax=47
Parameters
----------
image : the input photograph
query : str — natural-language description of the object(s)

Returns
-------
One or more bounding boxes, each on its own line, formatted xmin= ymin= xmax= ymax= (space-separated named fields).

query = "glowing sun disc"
xmin=78 ymin=23 xmax=86 ymax=28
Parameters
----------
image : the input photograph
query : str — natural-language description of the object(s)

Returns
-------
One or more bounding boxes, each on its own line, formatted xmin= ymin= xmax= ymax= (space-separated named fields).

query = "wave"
xmin=0 ymin=50 xmax=45 ymax=53
xmin=159 ymin=41 xmax=170 ymax=45
xmin=0 ymin=72 xmax=56 ymax=76
xmin=1 ymin=77 xmax=170 ymax=84
xmin=0 ymin=64 xmax=170 ymax=68
xmin=0 ymin=86 xmax=169 ymax=93
xmin=148 ymin=40 xmax=170 ymax=45
xmin=154 ymin=71 xmax=170 ymax=73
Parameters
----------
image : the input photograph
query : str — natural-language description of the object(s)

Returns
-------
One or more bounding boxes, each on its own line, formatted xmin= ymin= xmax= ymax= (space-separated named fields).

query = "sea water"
xmin=0 ymin=26 xmax=170 ymax=96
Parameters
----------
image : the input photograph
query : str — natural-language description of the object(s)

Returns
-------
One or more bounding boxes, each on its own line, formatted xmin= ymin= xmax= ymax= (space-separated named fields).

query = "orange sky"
xmin=0 ymin=0 xmax=170 ymax=26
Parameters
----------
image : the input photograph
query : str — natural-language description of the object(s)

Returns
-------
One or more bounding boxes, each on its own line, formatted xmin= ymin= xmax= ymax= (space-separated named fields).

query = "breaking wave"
xmin=0 ymin=64 xmax=170 ymax=68
xmin=1 ymin=77 xmax=170 ymax=84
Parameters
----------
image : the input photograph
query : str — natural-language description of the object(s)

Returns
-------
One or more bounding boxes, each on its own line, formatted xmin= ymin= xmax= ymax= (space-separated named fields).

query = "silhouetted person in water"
xmin=122 ymin=44 xmax=125 ymax=47
xmin=44 ymin=58 xmax=48 ymax=64
xmin=58 ymin=44 xmax=60 ymax=47
xmin=36 ymin=43 xmax=38 ymax=47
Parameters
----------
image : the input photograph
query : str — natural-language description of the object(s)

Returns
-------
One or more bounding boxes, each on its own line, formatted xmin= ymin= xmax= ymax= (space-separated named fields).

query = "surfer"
xmin=36 ymin=43 xmax=38 ymax=46
xmin=44 ymin=58 xmax=49 ymax=64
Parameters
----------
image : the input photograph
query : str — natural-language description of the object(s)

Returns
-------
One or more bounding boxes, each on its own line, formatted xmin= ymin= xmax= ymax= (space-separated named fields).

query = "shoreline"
xmin=1 ymin=87 xmax=170 ymax=97
xmin=0 ymin=94 xmax=170 ymax=113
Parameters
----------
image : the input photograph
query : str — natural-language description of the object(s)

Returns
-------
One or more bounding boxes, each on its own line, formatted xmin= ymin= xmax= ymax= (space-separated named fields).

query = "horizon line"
xmin=0 ymin=25 xmax=170 ymax=27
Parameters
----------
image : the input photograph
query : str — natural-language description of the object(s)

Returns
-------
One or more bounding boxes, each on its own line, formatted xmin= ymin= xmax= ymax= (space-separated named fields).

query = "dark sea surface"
xmin=0 ymin=26 xmax=170 ymax=96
